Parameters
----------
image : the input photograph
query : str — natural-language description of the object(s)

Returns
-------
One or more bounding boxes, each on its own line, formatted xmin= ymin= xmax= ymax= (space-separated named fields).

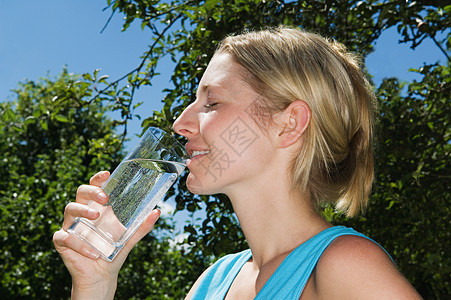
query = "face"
xmin=173 ymin=53 xmax=278 ymax=196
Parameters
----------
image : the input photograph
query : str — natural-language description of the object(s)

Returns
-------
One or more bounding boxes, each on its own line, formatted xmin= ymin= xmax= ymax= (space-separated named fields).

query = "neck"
xmin=225 ymin=176 xmax=330 ymax=268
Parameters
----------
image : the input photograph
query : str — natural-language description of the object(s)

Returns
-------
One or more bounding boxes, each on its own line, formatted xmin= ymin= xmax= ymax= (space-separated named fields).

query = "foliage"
xmin=0 ymin=69 xmax=122 ymax=298
xmin=0 ymin=0 xmax=449 ymax=298
xmin=99 ymin=1 xmax=450 ymax=298
xmin=0 ymin=70 xmax=203 ymax=298
xmin=343 ymin=63 xmax=451 ymax=298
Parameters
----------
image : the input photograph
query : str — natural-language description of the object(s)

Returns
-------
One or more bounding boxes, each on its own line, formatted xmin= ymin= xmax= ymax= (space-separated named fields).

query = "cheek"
xmin=198 ymin=110 xmax=219 ymax=127
xmin=198 ymin=110 xmax=238 ymax=139
xmin=216 ymin=119 xmax=266 ymax=164
xmin=185 ymin=118 xmax=274 ymax=194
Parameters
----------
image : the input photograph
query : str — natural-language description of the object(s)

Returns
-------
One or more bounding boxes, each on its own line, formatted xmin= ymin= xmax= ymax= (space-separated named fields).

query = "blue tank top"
xmin=189 ymin=226 xmax=392 ymax=299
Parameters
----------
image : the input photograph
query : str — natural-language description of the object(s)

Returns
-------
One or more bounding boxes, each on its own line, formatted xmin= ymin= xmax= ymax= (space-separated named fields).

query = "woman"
xmin=53 ymin=26 xmax=422 ymax=299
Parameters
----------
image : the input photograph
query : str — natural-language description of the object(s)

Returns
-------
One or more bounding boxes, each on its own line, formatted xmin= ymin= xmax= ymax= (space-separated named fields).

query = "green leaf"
xmin=98 ymin=75 xmax=109 ymax=83
xmin=54 ymin=115 xmax=69 ymax=123
xmin=83 ymin=72 xmax=93 ymax=81
xmin=32 ymin=110 xmax=41 ymax=118
xmin=40 ymin=119 xmax=48 ymax=130
xmin=2 ymin=108 xmax=16 ymax=122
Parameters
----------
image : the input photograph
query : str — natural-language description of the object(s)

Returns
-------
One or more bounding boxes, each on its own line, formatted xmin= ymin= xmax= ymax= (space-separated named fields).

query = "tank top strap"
xmin=255 ymin=226 xmax=388 ymax=299
xmin=190 ymin=248 xmax=252 ymax=299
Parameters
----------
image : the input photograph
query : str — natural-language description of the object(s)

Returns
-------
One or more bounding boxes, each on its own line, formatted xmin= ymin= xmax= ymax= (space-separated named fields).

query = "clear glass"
xmin=68 ymin=127 xmax=189 ymax=261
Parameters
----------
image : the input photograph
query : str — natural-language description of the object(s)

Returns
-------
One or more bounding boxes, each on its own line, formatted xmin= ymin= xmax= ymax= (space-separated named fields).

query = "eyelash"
xmin=204 ymin=102 xmax=218 ymax=108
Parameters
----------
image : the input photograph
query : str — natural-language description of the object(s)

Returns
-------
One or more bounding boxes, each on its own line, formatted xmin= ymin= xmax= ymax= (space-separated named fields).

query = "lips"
xmin=186 ymin=143 xmax=211 ymax=159
xmin=185 ymin=149 xmax=210 ymax=168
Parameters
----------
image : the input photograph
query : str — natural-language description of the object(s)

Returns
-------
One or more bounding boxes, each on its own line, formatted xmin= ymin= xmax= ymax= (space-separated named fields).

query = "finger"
xmin=62 ymin=202 xmax=100 ymax=231
xmin=76 ymin=184 xmax=109 ymax=205
xmin=121 ymin=209 xmax=161 ymax=255
xmin=53 ymin=229 xmax=100 ymax=260
xmin=89 ymin=171 xmax=110 ymax=187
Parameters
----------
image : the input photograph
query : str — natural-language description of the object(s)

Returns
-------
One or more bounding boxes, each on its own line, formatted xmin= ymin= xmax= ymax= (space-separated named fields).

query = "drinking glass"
xmin=68 ymin=127 xmax=189 ymax=261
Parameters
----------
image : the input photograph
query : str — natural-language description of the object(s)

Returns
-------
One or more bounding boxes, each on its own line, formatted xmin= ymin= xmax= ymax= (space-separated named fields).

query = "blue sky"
xmin=1 ymin=0 xmax=445 ymax=150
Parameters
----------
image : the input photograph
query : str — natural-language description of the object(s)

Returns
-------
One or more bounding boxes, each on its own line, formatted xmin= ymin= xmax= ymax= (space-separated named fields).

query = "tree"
xmin=3 ymin=0 xmax=448 ymax=298
xmin=0 ymin=68 xmax=122 ymax=298
xmin=96 ymin=0 xmax=449 ymax=298
xmin=343 ymin=63 xmax=450 ymax=298
xmin=0 ymin=69 xmax=206 ymax=298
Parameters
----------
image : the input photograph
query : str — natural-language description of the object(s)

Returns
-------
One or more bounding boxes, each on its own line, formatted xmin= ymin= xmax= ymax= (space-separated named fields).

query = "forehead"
xmin=198 ymin=53 xmax=247 ymax=93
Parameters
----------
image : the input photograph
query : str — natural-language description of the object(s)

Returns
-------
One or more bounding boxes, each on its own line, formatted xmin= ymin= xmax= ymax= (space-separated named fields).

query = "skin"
xmin=53 ymin=53 xmax=422 ymax=299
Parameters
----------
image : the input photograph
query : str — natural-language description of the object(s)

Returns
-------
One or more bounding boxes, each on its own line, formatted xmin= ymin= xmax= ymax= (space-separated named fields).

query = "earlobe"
xmin=277 ymin=100 xmax=311 ymax=148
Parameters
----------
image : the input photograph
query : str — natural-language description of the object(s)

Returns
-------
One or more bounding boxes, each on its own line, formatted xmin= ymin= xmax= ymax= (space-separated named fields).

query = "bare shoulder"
xmin=313 ymin=234 xmax=422 ymax=299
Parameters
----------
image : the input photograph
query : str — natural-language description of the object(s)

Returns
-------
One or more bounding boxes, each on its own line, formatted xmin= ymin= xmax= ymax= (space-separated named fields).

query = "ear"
xmin=276 ymin=100 xmax=311 ymax=148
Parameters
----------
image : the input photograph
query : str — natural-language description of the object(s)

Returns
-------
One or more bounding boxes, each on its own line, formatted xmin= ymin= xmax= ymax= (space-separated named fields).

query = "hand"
xmin=53 ymin=171 xmax=160 ymax=299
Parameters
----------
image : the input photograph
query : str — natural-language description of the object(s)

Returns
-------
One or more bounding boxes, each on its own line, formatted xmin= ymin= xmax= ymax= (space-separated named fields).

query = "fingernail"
xmin=83 ymin=247 xmax=100 ymax=259
xmin=97 ymin=192 xmax=107 ymax=201
xmin=89 ymin=250 xmax=99 ymax=259
xmin=88 ymin=208 xmax=98 ymax=216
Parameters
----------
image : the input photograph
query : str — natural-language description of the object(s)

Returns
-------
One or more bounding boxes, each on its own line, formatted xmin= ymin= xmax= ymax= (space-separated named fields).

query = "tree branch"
xmin=89 ymin=13 xmax=183 ymax=103
xmin=431 ymin=34 xmax=450 ymax=62
xmin=100 ymin=7 xmax=117 ymax=34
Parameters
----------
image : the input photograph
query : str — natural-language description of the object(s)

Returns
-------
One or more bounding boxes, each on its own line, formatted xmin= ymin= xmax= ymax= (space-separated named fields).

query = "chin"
xmin=186 ymin=174 xmax=206 ymax=195
xmin=187 ymin=185 xmax=204 ymax=195
xmin=186 ymin=174 xmax=222 ymax=196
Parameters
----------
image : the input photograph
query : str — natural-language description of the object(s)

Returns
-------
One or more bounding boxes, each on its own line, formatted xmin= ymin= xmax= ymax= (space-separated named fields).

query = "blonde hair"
xmin=216 ymin=26 xmax=377 ymax=217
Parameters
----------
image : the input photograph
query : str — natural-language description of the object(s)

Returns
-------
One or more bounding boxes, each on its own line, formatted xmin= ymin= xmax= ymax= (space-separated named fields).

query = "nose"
xmin=173 ymin=102 xmax=199 ymax=139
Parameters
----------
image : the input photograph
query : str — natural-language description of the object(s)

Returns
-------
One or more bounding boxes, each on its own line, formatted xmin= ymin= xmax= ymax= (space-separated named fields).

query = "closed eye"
xmin=204 ymin=102 xmax=218 ymax=108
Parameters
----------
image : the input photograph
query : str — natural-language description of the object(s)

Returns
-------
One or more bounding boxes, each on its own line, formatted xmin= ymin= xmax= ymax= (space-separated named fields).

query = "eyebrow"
xmin=196 ymin=84 xmax=222 ymax=98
